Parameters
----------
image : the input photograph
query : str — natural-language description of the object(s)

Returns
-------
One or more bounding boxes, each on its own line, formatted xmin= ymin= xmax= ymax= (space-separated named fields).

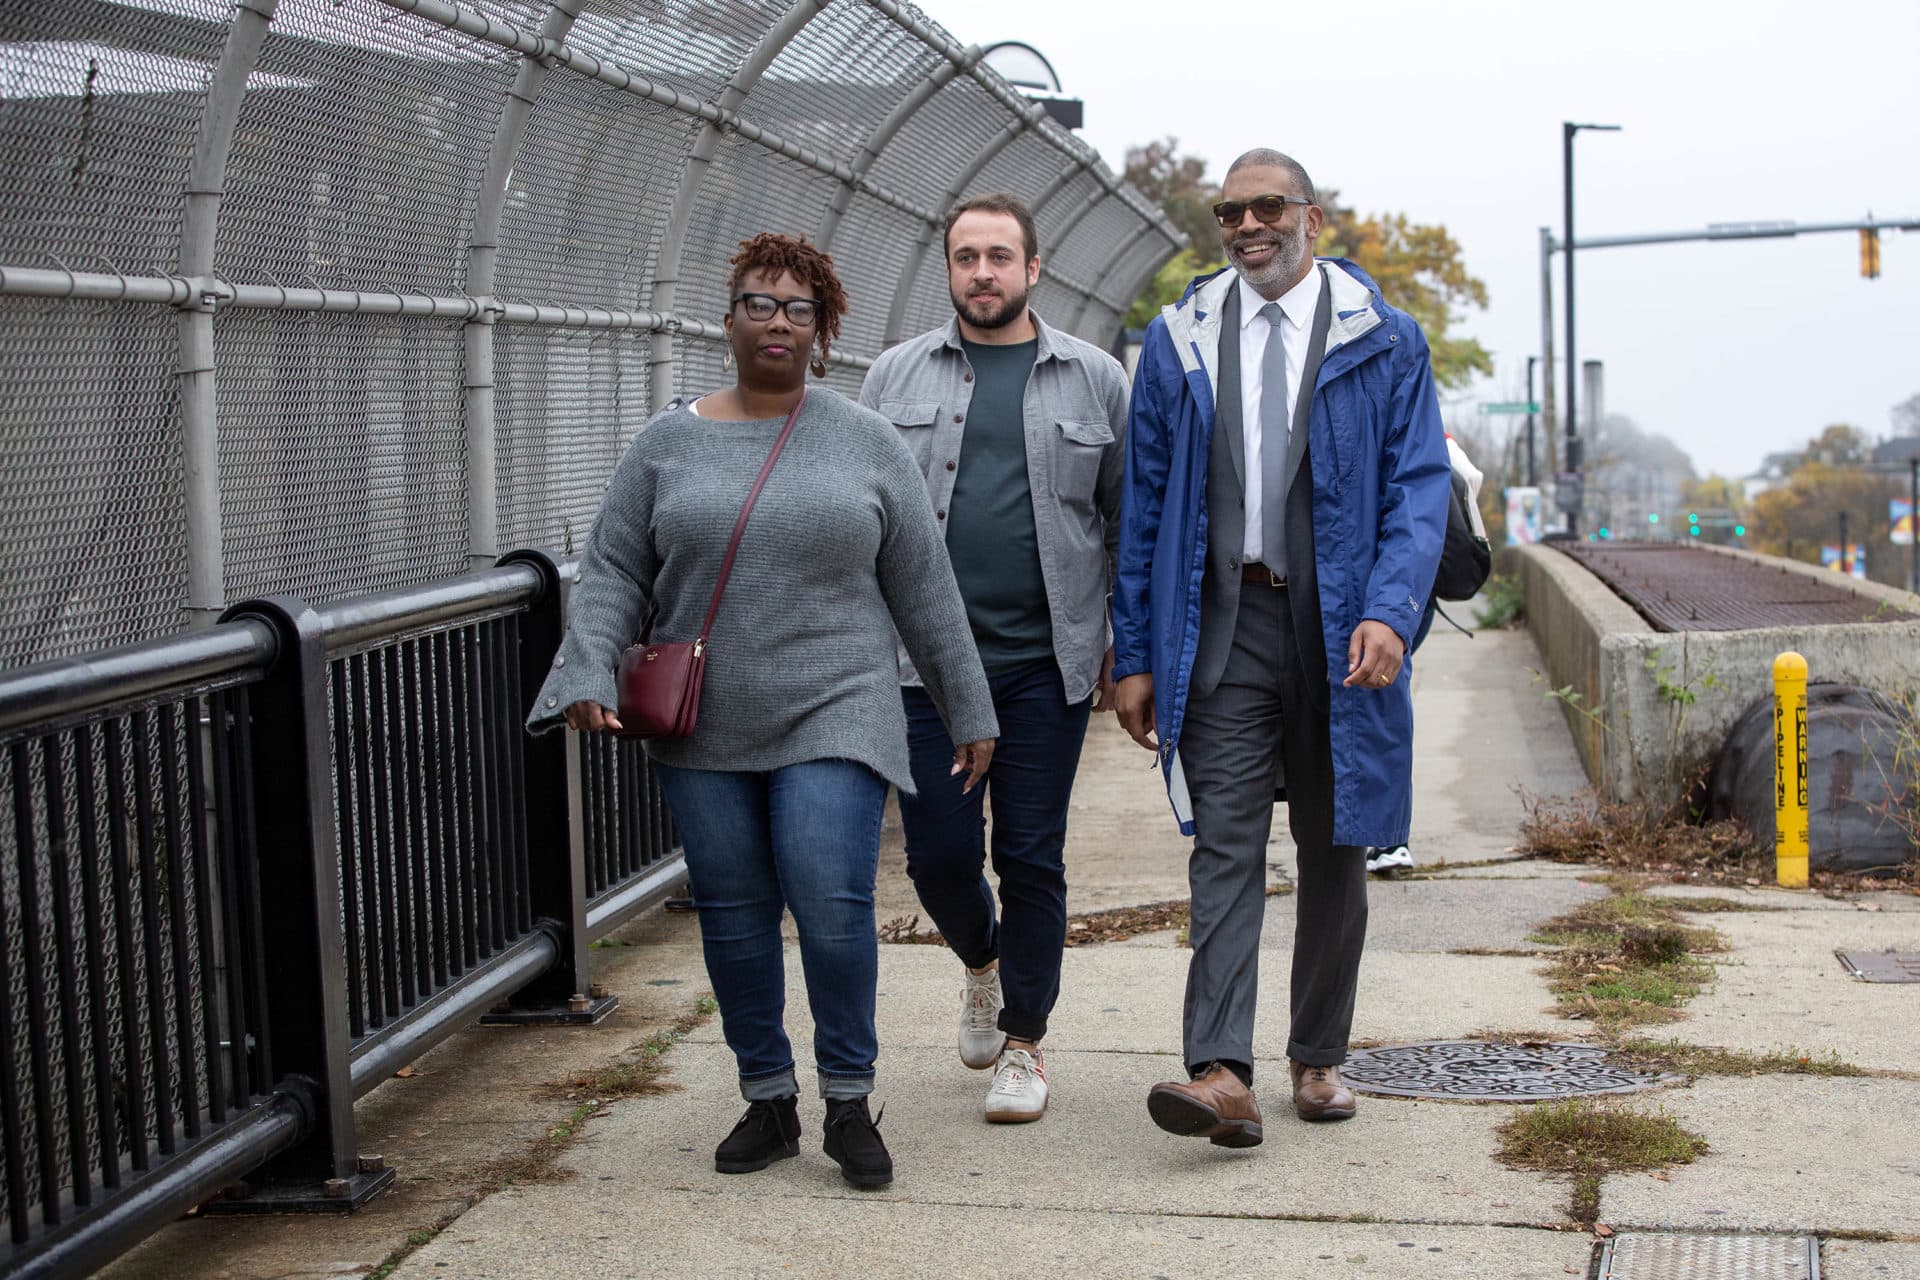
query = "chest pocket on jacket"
xmin=881 ymin=400 xmax=940 ymax=472
xmin=1052 ymin=418 xmax=1112 ymax=504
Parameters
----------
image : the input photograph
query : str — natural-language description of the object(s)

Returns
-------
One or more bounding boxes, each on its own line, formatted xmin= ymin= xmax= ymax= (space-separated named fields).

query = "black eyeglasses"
xmin=1211 ymin=194 xmax=1314 ymax=227
xmin=733 ymin=292 xmax=819 ymax=326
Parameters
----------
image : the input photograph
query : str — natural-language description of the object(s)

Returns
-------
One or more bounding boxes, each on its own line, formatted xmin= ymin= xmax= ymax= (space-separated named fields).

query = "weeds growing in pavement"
xmin=1519 ymin=789 xmax=1757 ymax=881
xmin=1610 ymin=1040 xmax=1868 ymax=1078
xmin=541 ymin=997 xmax=717 ymax=1103
xmin=1529 ymin=887 xmax=1727 ymax=1033
xmin=1495 ymin=1098 xmax=1707 ymax=1224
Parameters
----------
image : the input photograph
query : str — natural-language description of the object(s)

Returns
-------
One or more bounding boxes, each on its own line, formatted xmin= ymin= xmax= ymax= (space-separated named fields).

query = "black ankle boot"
xmin=714 ymin=1095 xmax=800 ymax=1174
xmin=822 ymin=1097 xmax=893 ymax=1188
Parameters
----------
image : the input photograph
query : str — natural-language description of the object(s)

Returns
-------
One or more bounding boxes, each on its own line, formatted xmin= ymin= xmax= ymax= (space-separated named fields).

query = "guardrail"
xmin=0 ymin=551 xmax=681 ymax=1278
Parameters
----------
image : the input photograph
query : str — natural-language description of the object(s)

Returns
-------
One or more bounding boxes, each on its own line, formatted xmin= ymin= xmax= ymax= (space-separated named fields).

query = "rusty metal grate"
xmin=1835 ymin=950 xmax=1920 ymax=982
xmin=1593 ymin=1233 xmax=1818 ymax=1280
xmin=1558 ymin=543 xmax=1910 ymax=632
xmin=1342 ymin=1040 xmax=1678 ymax=1102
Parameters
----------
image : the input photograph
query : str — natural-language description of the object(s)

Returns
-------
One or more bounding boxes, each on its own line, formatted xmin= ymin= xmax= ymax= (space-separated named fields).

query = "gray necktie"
xmin=1257 ymin=301 xmax=1289 ymax=579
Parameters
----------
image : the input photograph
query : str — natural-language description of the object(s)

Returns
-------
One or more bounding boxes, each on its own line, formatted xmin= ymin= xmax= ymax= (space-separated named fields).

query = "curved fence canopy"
xmin=0 ymin=0 xmax=1180 ymax=669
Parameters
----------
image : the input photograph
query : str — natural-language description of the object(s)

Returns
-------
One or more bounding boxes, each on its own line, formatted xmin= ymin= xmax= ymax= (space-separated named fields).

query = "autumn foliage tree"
xmin=1121 ymin=140 xmax=1490 ymax=388
xmin=1747 ymin=424 xmax=1905 ymax=587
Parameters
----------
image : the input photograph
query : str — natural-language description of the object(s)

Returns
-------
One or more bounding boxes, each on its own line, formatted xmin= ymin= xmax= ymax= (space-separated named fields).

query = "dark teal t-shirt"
xmin=947 ymin=338 xmax=1052 ymax=673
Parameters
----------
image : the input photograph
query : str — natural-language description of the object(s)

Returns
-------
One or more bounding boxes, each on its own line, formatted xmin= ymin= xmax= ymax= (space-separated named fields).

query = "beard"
xmin=1227 ymin=215 xmax=1312 ymax=294
xmin=951 ymin=281 xmax=1029 ymax=331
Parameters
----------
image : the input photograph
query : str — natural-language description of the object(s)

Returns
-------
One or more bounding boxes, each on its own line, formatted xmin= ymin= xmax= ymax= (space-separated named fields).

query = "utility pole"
xmin=1538 ymin=226 xmax=1558 ymax=483
xmin=1525 ymin=354 xmax=1538 ymax=486
xmin=1562 ymin=121 xmax=1621 ymax=536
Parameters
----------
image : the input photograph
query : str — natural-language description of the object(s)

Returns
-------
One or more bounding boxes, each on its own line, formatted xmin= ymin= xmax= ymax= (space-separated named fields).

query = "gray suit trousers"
xmin=1180 ymin=583 xmax=1368 ymax=1075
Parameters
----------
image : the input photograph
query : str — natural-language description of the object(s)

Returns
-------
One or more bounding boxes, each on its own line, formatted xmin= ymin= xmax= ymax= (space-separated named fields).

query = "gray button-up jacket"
xmin=859 ymin=311 xmax=1129 ymax=703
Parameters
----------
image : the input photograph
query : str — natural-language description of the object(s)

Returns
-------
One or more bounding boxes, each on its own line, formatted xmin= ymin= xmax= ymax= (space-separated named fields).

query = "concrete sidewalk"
xmin=104 ymin=622 xmax=1920 ymax=1280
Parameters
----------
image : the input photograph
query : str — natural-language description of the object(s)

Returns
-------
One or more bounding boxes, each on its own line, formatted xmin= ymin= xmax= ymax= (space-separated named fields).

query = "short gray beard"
xmin=1229 ymin=217 xmax=1311 ymax=295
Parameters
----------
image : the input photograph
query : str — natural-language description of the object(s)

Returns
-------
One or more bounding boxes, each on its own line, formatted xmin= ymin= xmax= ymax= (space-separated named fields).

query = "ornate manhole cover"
xmin=1836 ymin=950 xmax=1920 ymax=983
xmin=1342 ymin=1040 xmax=1678 ymax=1102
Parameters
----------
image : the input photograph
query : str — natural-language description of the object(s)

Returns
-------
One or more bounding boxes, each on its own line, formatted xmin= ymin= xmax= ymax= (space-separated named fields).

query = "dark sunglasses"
xmin=733 ymin=292 xmax=818 ymax=326
xmin=1211 ymin=194 xmax=1314 ymax=227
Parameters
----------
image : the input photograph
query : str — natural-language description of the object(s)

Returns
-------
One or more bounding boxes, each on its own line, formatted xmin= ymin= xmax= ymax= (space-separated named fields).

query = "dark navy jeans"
xmin=653 ymin=758 xmax=887 ymax=1101
xmin=898 ymin=659 xmax=1092 ymax=1042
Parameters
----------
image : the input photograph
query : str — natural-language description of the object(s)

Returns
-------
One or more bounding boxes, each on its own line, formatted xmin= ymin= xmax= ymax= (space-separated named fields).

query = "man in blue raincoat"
xmin=1111 ymin=148 xmax=1449 ymax=1148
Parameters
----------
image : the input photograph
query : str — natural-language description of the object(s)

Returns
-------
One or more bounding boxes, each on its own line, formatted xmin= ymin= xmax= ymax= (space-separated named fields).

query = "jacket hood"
xmin=1162 ymin=257 xmax=1388 ymax=389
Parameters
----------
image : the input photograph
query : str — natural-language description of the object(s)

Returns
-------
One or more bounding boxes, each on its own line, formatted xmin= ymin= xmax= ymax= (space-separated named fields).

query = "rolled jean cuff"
xmin=740 ymin=1066 xmax=799 ymax=1103
xmin=817 ymin=1070 xmax=876 ymax=1101
xmin=997 ymin=1008 xmax=1047 ymax=1043
xmin=953 ymin=939 xmax=999 ymax=972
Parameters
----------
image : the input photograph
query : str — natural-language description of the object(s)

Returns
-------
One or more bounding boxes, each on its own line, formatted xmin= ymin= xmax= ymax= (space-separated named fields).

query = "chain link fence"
xmin=0 ymin=0 xmax=1179 ymax=671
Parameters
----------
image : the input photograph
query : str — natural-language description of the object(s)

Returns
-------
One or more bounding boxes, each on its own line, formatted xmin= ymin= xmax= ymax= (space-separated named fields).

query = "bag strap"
xmin=694 ymin=389 xmax=806 ymax=647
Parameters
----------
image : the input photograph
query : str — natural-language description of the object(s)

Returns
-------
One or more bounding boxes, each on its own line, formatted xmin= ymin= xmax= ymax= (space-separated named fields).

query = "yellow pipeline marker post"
xmin=1773 ymin=651 xmax=1809 ymax=888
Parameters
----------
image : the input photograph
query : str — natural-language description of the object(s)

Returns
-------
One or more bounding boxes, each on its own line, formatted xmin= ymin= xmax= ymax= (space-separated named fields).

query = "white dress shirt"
xmin=1237 ymin=264 xmax=1325 ymax=563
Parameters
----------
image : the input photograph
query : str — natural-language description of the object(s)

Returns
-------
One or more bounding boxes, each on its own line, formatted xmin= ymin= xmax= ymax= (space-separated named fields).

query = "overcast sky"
xmin=914 ymin=0 xmax=1920 ymax=480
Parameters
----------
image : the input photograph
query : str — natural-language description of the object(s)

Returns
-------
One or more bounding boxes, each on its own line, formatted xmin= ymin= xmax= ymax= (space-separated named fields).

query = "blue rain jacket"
xmin=1110 ymin=259 xmax=1449 ymax=845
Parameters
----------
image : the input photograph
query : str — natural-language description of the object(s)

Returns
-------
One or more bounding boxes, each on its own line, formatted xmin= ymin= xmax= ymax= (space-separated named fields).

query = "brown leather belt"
xmin=1240 ymin=563 xmax=1286 ymax=587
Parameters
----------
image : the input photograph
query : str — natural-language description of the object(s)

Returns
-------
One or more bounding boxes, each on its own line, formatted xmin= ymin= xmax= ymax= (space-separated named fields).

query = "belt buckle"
xmin=1265 ymin=568 xmax=1285 ymax=588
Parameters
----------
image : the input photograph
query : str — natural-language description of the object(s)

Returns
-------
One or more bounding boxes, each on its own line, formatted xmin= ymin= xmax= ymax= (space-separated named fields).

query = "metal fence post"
xmin=211 ymin=596 xmax=394 ymax=1209
xmin=176 ymin=0 xmax=278 ymax=629
xmin=483 ymin=551 xmax=616 ymax=1023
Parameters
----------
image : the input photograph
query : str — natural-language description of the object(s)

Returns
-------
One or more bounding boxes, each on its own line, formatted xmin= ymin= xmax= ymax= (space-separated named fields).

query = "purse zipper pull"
xmin=694 ymin=639 xmax=706 ymax=656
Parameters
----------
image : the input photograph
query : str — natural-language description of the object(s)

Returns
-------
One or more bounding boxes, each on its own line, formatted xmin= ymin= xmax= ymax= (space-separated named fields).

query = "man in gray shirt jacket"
xmin=860 ymin=193 xmax=1128 ymax=1125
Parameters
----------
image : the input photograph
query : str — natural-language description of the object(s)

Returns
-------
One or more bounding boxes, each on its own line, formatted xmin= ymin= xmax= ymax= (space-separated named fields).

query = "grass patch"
xmin=1612 ymin=1039 xmax=1868 ymax=1078
xmin=1495 ymin=1098 xmax=1707 ymax=1224
xmin=1530 ymin=887 xmax=1727 ymax=1033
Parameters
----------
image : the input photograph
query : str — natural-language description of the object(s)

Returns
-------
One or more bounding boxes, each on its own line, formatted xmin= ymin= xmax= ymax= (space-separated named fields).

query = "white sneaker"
xmin=1366 ymin=844 xmax=1414 ymax=876
xmin=958 ymin=967 xmax=1006 ymax=1069
xmin=984 ymin=1046 xmax=1048 ymax=1123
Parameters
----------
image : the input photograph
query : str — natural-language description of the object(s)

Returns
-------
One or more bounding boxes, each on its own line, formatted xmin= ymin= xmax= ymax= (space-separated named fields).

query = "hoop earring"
xmin=721 ymin=347 xmax=734 ymax=372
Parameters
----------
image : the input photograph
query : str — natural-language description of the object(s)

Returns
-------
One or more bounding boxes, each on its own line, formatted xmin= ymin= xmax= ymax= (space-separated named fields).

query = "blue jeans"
xmin=898 ymin=659 xmax=1092 ymax=1042
xmin=653 ymin=758 xmax=886 ymax=1102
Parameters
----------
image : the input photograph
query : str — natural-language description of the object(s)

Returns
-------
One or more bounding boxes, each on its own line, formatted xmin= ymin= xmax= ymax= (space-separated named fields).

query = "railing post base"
xmin=478 ymin=991 xmax=619 ymax=1026
xmin=202 ymin=1162 xmax=397 ymax=1215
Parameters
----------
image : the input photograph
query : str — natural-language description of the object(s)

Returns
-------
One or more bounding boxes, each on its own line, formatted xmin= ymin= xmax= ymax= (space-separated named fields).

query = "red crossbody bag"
xmin=614 ymin=391 xmax=806 ymax=740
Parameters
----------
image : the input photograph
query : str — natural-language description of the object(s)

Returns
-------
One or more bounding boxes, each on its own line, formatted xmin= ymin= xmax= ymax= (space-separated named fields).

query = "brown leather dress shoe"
xmin=1290 ymin=1060 xmax=1357 ymax=1121
xmin=1147 ymin=1063 xmax=1263 ymax=1148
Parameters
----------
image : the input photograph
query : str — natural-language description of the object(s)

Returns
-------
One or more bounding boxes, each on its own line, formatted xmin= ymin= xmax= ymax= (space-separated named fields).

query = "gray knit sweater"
xmin=526 ymin=387 xmax=998 ymax=793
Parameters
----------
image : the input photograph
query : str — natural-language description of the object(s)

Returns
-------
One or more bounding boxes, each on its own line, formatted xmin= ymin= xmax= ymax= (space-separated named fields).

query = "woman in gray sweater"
xmin=528 ymin=234 xmax=997 ymax=1189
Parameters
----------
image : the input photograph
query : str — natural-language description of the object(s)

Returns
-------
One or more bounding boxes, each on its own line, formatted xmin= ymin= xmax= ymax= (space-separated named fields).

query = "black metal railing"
xmin=0 ymin=551 xmax=681 ymax=1279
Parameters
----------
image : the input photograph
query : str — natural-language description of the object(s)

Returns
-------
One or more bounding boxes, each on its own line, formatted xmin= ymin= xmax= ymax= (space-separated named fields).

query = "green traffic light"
xmin=1648 ymin=513 xmax=1660 ymax=524
xmin=1598 ymin=527 xmax=1610 ymax=539
xmin=1734 ymin=524 xmax=1746 ymax=537
xmin=1689 ymin=526 xmax=1701 ymax=537
xmin=1688 ymin=512 xmax=1699 ymax=523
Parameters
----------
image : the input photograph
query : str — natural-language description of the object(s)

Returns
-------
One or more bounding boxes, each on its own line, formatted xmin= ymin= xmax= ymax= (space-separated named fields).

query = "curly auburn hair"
xmin=727 ymin=232 xmax=847 ymax=362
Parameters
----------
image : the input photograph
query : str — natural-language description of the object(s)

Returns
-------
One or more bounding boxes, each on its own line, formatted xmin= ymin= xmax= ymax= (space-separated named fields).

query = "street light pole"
xmin=1562 ymin=120 xmax=1621 ymax=537
xmin=1525 ymin=354 xmax=1538 ymax=486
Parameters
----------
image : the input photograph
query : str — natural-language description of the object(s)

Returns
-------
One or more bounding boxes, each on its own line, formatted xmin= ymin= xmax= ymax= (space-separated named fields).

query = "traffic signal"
xmin=1689 ymin=526 xmax=1701 ymax=537
xmin=1648 ymin=513 xmax=1660 ymax=524
xmin=1598 ymin=527 xmax=1611 ymax=539
xmin=1733 ymin=524 xmax=1746 ymax=537
xmin=1862 ymin=228 xmax=1881 ymax=279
